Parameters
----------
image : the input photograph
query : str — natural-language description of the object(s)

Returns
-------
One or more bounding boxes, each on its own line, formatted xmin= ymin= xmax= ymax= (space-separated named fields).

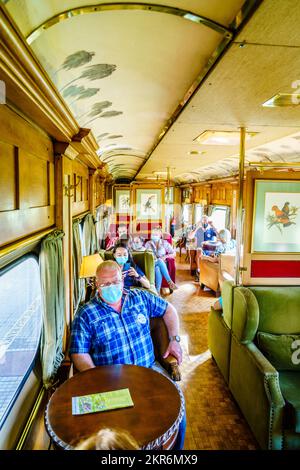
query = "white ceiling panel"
xmin=2 ymin=0 xmax=249 ymax=179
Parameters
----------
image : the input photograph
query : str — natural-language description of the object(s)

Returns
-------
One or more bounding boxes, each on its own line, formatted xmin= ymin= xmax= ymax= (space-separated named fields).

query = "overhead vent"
xmin=115 ymin=178 xmax=132 ymax=184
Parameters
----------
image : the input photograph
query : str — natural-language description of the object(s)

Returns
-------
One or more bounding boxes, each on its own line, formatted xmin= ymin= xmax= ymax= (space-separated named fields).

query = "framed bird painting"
xmin=251 ymin=180 xmax=300 ymax=253
xmin=136 ymin=189 xmax=162 ymax=220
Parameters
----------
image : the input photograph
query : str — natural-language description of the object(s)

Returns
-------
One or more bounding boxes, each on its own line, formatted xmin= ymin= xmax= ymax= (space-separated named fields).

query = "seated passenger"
xmin=106 ymin=223 xmax=130 ymax=250
xmin=202 ymin=229 xmax=236 ymax=263
xmin=75 ymin=427 xmax=140 ymax=450
xmin=188 ymin=215 xmax=218 ymax=280
xmin=145 ymin=227 xmax=178 ymax=292
xmin=69 ymin=260 xmax=185 ymax=449
xmin=129 ymin=235 xmax=146 ymax=252
xmin=112 ymin=244 xmax=150 ymax=290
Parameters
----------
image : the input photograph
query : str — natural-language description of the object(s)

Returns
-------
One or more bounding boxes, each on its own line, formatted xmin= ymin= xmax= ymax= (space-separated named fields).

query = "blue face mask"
xmin=115 ymin=256 xmax=128 ymax=265
xmin=151 ymin=235 xmax=160 ymax=242
xmin=100 ymin=283 xmax=122 ymax=303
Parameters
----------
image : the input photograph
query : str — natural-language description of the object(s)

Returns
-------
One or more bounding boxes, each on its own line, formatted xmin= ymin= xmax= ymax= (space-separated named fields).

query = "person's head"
xmin=113 ymin=244 xmax=129 ymax=266
xmin=132 ymin=235 xmax=144 ymax=250
xmin=218 ymin=228 xmax=231 ymax=245
xmin=151 ymin=227 xmax=162 ymax=242
xmin=201 ymin=215 xmax=209 ymax=228
xmin=75 ymin=428 xmax=139 ymax=450
xmin=96 ymin=260 xmax=123 ymax=304
xmin=118 ymin=224 xmax=128 ymax=239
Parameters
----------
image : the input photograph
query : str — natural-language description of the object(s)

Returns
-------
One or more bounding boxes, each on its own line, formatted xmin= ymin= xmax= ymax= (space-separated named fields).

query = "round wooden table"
xmin=45 ymin=365 xmax=184 ymax=450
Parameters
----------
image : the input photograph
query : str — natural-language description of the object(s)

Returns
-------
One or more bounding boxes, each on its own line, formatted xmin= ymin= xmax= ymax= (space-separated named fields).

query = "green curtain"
xmin=83 ymin=213 xmax=98 ymax=255
xmin=39 ymin=230 xmax=65 ymax=388
xmin=73 ymin=219 xmax=85 ymax=313
xmin=225 ymin=206 xmax=231 ymax=230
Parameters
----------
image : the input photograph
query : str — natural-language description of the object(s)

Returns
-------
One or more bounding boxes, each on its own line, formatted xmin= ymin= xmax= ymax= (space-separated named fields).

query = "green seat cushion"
xmin=257 ymin=332 xmax=300 ymax=371
xmin=279 ymin=372 xmax=300 ymax=433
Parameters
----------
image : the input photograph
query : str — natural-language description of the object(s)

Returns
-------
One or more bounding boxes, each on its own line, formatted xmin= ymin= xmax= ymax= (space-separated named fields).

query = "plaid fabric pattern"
xmin=69 ymin=289 xmax=168 ymax=367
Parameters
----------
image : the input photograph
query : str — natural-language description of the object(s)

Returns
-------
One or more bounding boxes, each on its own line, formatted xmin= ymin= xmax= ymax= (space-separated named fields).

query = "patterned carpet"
xmin=167 ymin=255 xmax=258 ymax=450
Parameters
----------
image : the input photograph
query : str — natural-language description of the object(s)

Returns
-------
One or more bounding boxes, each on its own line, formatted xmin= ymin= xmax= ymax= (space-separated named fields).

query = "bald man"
xmin=69 ymin=260 xmax=185 ymax=449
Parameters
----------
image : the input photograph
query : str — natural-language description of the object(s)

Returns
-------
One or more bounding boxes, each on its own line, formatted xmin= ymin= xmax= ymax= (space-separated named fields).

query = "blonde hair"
xmin=96 ymin=260 xmax=122 ymax=279
xmin=74 ymin=428 xmax=140 ymax=450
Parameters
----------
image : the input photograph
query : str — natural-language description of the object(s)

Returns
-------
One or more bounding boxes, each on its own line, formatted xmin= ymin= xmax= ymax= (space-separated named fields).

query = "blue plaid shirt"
xmin=69 ymin=289 xmax=168 ymax=368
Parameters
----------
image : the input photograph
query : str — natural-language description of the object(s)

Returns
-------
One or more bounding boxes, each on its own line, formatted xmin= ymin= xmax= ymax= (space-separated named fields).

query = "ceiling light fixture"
xmin=188 ymin=150 xmax=206 ymax=155
xmin=262 ymin=93 xmax=300 ymax=107
xmin=194 ymin=130 xmax=257 ymax=145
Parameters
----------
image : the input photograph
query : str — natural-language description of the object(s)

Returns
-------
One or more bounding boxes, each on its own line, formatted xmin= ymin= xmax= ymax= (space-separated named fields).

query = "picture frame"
xmin=115 ymin=189 xmax=131 ymax=214
xmin=136 ymin=188 xmax=162 ymax=220
xmin=251 ymin=180 xmax=300 ymax=253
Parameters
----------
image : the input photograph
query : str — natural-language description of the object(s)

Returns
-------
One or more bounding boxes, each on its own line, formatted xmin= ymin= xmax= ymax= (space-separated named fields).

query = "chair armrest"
xmin=230 ymin=338 xmax=285 ymax=449
xmin=245 ymin=342 xmax=285 ymax=407
xmin=162 ymin=355 xmax=181 ymax=381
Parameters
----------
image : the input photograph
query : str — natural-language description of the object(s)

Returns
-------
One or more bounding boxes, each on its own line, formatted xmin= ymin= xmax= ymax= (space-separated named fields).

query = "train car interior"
xmin=0 ymin=0 xmax=300 ymax=453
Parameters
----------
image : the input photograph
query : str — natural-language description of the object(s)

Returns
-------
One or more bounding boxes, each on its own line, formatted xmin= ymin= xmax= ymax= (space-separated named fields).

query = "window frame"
xmin=211 ymin=205 xmax=228 ymax=231
xmin=0 ymin=253 xmax=42 ymax=430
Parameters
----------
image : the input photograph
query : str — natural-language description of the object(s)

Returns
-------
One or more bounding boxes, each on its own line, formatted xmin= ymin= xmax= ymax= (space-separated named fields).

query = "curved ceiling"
xmin=2 ymin=0 xmax=249 ymax=180
xmin=6 ymin=1 xmax=297 ymax=184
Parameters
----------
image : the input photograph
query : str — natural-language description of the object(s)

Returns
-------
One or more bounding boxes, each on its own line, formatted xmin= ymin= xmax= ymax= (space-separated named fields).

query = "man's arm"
xmin=162 ymin=303 xmax=183 ymax=364
xmin=187 ymin=224 xmax=199 ymax=240
xmin=71 ymin=353 xmax=95 ymax=372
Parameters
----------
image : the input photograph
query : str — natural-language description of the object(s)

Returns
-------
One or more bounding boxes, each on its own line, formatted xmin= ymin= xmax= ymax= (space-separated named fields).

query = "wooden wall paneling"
xmin=0 ymin=105 xmax=55 ymax=247
xmin=72 ymin=160 xmax=89 ymax=216
xmin=19 ymin=150 xmax=50 ymax=209
xmin=54 ymin=148 xmax=74 ymax=334
xmin=88 ymin=169 xmax=96 ymax=216
xmin=0 ymin=140 xmax=18 ymax=211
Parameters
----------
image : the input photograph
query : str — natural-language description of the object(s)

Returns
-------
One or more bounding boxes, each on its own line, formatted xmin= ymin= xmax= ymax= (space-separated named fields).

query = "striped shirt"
xmin=69 ymin=289 xmax=168 ymax=368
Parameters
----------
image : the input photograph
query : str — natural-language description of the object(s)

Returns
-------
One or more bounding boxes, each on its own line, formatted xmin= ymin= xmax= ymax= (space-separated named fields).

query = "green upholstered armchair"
xmin=229 ymin=286 xmax=300 ymax=450
xmin=99 ymin=249 xmax=156 ymax=294
xmin=208 ymin=280 xmax=234 ymax=383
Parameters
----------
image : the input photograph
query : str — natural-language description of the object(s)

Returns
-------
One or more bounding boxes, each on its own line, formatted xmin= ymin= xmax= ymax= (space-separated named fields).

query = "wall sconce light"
xmin=64 ymin=176 xmax=81 ymax=197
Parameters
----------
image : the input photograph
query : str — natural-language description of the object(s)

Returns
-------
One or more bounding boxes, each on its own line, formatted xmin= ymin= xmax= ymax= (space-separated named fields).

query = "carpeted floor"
xmin=167 ymin=254 xmax=258 ymax=450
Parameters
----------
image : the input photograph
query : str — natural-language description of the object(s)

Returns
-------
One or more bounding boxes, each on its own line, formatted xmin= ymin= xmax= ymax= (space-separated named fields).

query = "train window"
xmin=211 ymin=206 xmax=227 ymax=231
xmin=194 ymin=204 xmax=203 ymax=224
xmin=182 ymin=204 xmax=193 ymax=225
xmin=0 ymin=255 xmax=42 ymax=427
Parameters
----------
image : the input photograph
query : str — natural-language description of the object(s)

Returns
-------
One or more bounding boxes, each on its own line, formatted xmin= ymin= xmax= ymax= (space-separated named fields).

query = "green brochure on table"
xmin=72 ymin=388 xmax=134 ymax=415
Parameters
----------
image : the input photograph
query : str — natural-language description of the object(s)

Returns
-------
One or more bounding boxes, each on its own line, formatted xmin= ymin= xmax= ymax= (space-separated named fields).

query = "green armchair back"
xmin=230 ymin=286 xmax=300 ymax=450
xmin=99 ymin=249 xmax=156 ymax=293
xmin=208 ymin=280 xmax=234 ymax=383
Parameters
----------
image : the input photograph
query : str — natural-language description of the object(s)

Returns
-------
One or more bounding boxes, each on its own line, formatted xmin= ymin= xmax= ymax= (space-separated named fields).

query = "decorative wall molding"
xmin=0 ymin=5 xmax=110 ymax=177
xmin=0 ymin=5 xmax=79 ymax=142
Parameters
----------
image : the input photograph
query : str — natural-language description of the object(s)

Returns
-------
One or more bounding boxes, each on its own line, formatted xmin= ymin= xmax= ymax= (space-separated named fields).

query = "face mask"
xmin=115 ymin=256 xmax=128 ymax=265
xmin=119 ymin=232 xmax=127 ymax=239
xmin=151 ymin=235 xmax=160 ymax=242
xmin=203 ymin=223 xmax=208 ymax=228
xmin=100 ymin=283 xmax=122 ymax=303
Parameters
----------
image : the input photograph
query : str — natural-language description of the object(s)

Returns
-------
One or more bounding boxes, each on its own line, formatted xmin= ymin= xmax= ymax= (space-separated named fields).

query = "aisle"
xmin=167 ymin=255 xmax=258 ymax=450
